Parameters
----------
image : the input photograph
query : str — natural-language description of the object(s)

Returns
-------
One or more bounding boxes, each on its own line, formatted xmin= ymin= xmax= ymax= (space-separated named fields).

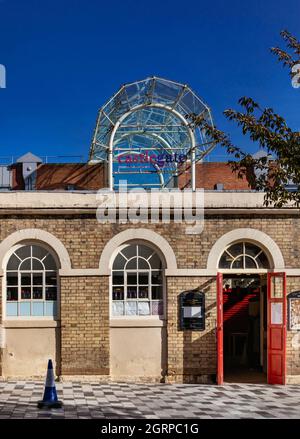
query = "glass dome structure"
xmin=89 ymin=77 xmax=215 ymax=190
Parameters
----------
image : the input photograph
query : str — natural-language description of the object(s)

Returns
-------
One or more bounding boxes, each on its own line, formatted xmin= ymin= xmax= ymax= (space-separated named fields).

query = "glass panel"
xmin=245 ymin=243 xmax=261 ymax=258
xmin=139 ymin=272 xmax=149 ymax=285
xmin=227 ymin=243 xmax=243 ymax=257
xmin=33 ymin=273 xmax=43 ymax=285
xmin=20 ymin=302 xmax=31 ymax=316
xmin=32 ymin=302 xmax=44 ymax=316
xmin=7 ymin=302 xmax=18 ymax=316
xmin=270 ymin=276 xmax=283 ymax=298
xmin=19 ymin=259 xmax=31 ymax=270
xmin=271 ymin=302 xmax=283 ymax=324
xmin=151 ymin=271 xmax=162 ymax=284
xmin=127 ymin=286 xmax=137 ymax=299
xmin=232 ymin=256 xmax=244 ymax=269
xmin=148 ymin=253 xmax=162 ymax=269
xmin=21 ymin=287 xmax=31 ymax=300
xmin=121 ymin=245 xmax=137 ymax=259
xmin=6 ymin=272 xmax=18 ymax=286
xmin=112 ymin=286 xmax=124 ymax=300
xmin=125 ymin=301 xmax=137 ymax=316
xmin=7 ymin=254 xmax=20 ymax=270
xmin=112 ymin=301 xmax=124 ymax=316
xmin=15 ymin=246 xmax=30 ymax=260
xmin=152 ymin=285 xmax=163 ymax=300
xmin=112 ymin=253 xmax=126 ymax=269
xmin=45 ymin=301 xmax=57 ymax=316
xmin=137 ymin=258 xmax=149 ymax=269
xmin=46 ymin=287 xmax=57 ymax=301
xmin=33 ymin=287 xmax=43 ymax=299
xmin=127 ymin=273 xmax=137 ymax=285
xmin=138 ymin=301 xmax=150 ymax=315
xmin=257 ymin=252 xmax=269 ymax=269
xmin=138 ymin=245 xmax=154 ymax=259
xmin=138 ymin=286 xmax=149 ymax=299
xmin=7 ymin=287 xmax=18 ymax=301
xmin=32 ymin=258 xmax=44 ymax=270
xmin=126 ymin=258 xmax=137 ymax=269
xmin=32 ymin=246 xmax=48 ymax=260
xmin=219 ymin=253 xmax=232 ymax=269
xmin=43 ymin=253 xmax=56 ymax=270
xmin=152 ymin=301 xmax=163 ymax=315
xmin=112 ymin=271 xmax=124 ymax=285
xmin=21 ymin=273 xmax=31 ymax=285
xmin=45 ymin=272 xmax=56 ymax=285
xmin=244 ymin=256 xmax=257 ymax=269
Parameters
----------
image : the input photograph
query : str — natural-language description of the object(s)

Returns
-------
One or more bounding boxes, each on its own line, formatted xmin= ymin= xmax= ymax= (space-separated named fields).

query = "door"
xmin=217 ymin=272 xmax=223 ymax=385
xmin=267 ymin=272 xmax=286 ymax=385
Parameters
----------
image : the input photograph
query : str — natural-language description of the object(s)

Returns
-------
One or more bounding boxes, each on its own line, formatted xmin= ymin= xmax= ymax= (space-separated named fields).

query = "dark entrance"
xmin=223 ymin=274 xmax=267 ymax=383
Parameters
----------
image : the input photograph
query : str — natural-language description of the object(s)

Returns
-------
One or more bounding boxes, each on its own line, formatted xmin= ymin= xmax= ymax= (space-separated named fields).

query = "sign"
xmin=179 ymin=290 xmax=205 ymax=331
xmin=288 ymin=291 xmax=300 ymax=330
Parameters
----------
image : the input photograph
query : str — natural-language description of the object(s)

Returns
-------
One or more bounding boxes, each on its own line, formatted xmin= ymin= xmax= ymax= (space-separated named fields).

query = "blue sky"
xmin=0 ymin=0 xmax=299 ymax=162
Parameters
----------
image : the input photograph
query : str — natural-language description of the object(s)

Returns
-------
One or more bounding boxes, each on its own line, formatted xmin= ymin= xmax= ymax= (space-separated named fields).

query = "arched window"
xmin=112 ymin=244 xmax=164 ymax=317
xmin=219 ymin=242 xmax=270 ymax=269
xmin=6 ymin=244 xmax=58 ymax=317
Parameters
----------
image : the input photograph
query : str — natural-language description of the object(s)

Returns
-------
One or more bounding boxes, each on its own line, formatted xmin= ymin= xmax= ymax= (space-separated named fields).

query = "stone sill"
xmin=3 ymin=320 xmax=60 ymax=328
xmin=110 ymin=319 xmax=165 ymax=328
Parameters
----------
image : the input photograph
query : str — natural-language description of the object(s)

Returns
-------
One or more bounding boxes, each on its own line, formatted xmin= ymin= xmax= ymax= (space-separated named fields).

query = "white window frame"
xmin=219 ymin=241 xmax=270 ymax=270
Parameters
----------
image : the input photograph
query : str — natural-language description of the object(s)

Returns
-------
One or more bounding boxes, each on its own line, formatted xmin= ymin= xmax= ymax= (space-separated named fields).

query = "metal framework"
xmin=89 ymin=77 xmax=215 ymax=190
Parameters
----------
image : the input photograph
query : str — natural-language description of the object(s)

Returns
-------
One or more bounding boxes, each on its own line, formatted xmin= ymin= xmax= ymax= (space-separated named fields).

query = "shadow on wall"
xmin=178 ymin=278 xmax=217 ymax=384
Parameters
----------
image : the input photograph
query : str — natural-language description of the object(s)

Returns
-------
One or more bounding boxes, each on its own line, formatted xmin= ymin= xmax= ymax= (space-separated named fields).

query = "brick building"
xmin=0 ymin=77 xmax=298 ymax=385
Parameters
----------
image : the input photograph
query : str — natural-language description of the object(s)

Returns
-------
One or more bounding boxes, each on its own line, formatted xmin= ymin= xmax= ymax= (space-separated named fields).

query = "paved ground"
xmin=0 ymin=381 xmax=300 ymax=419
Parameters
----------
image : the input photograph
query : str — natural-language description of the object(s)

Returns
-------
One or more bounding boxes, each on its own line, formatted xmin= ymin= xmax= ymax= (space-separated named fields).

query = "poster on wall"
xmin=288 ymin=291 xmax=300 ymax=330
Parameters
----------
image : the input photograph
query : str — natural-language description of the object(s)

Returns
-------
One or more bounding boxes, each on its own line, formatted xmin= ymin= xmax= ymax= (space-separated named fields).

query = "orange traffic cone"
xmin=38 ymin=359 xmax=63 ymax=408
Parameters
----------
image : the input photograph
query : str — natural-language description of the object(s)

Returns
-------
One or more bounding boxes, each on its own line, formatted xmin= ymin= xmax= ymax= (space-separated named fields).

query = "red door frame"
xmin=267 ymin=272 xmax=287 ymax=385
xmin=217 ymin=272 xmax=223 ymax=385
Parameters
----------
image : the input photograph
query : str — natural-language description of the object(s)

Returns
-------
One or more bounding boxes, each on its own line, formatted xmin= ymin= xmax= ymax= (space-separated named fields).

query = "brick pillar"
xmin=60 ymin=275 xmax=109 ymax=375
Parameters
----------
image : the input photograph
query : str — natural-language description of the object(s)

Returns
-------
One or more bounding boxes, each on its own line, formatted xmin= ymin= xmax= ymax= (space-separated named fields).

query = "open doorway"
xmin=222 ymin=274 xmax=267 ymax=384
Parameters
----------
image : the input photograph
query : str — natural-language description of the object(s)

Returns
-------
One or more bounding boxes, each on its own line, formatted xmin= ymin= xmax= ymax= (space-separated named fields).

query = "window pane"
xmin=112 ymin=286 xmax=124 ymax=300
xmin=43 ymin=253 xmax=56 ymax=270
xmin=21 ymin=287 xmax=31 ymax=300
xmin=15 ymin=246 xmax=30 ymax=260
xmin=244 ymin=256 xmax=257 ymax=269
xmin=32 ymin=246 xmax=48 ymax=260
xmin=45 ymin=301 xmax=57 ymax=316
xmin=32 ymin=302 xmax=44 ymax=316
xmin=151 ymin=271 xmax=162 ymax=284
xmin=20 ymin=259 xmax=31 ymax=270
xmin=245 ymin=243 xmax=261 ymax=258
xmin=32 ymin=258 xmax=44 ymax=270
xmin=33 ymin=273 xmax=43 ymax=285
xmin=112 ymin=271 xmax=124 ymax=285
xmin=256 ymin=252 xmax=269 ymax=268
xmin=152 ymin=285 xmax=163 ymax=300
xmin=232 ymin=256 xmax=244 ymax=269
xmin=126 ymin=301 xmax=137 ymax=315
xmin=7 ymin=302 xmax=18 ymax=316
xmin=138 ymin=302 xmax=150 ymax=315
xmin=45 ymin=272 xmax=56 ymax=285
xmin=121 ymin=245 xmax=137 ymax=259
xmin=127 ymin=273 xmax=137 ymax=285
xmin=6 ymin=272 xmax=18 ymax=286
xmin=33 ymin=287 xmax=43 ymax=300
xmin=20 ymin=302 xmax=31 ymax=316
xmin=112 ymin=253 xmax=126 ymax=269
xmin=139 ymin=273 xmax=149 ymax=285
xmin=112 ymin=301 xmax=124 ymax=316
xmin=227 ymin=243 xmax=243 ymax=257
xmin=7 ymin=287 xmax=18 ymax=301
xmin=138 ymin=286 xmax=149 ymax=299
xmin=148 ymin=253 xmax=162 ymax=269
xmin=138 ymin=245 xmax=153 ymax=259
xmin=152 ymin=301 xmax=163 ymax=315
xmin=137 ymin=258 xmax=149 ymax=269
xmin=219 ymin=253 xmax=232 ymax=268
xmin=7 ymin=254 xmax=20 ymax=270
xmin=46 ymin=287 xmax=57 ymax=301
xmin=21 ymin=273 xmax=31 ymax=285
xmin=127 ymin=286 xmax=137 ymax=299
xmin=126 ymin=258 xmax=137 ymax=269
